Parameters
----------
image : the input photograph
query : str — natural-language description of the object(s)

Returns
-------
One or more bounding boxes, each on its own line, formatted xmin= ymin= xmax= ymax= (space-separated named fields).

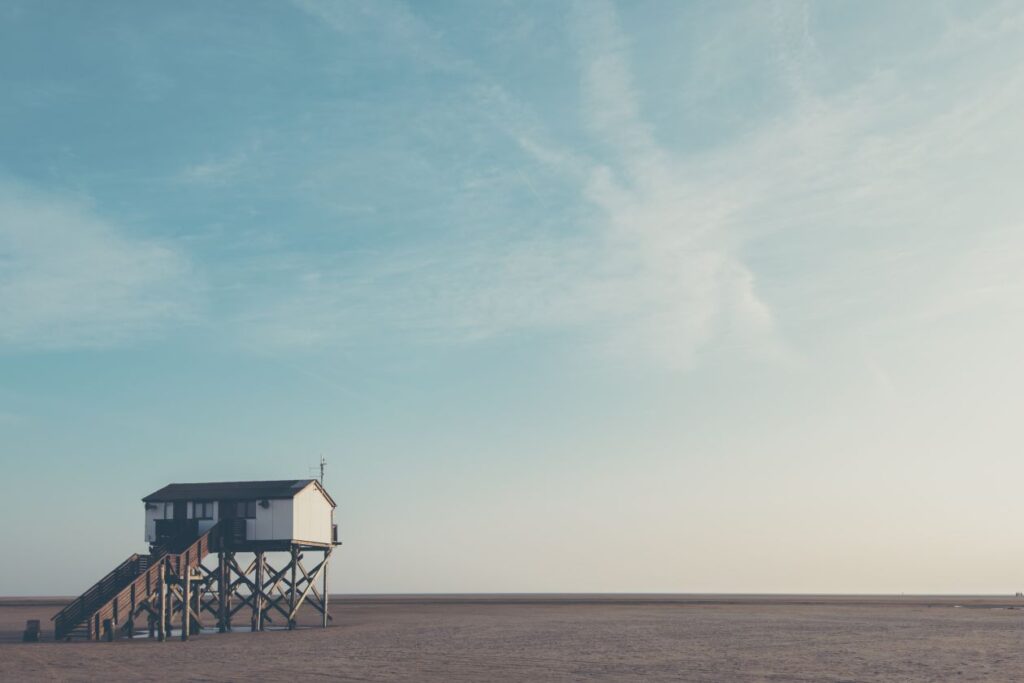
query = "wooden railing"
xmin=166 ymin=520 xmax=222 ymax=577
xmin=52 ymin=554 xmax=146 ymax=640
xmin=80 ymin=551 xmax=165 ymax=640
xmin=53 ymin=521 xmax=224 ymax=640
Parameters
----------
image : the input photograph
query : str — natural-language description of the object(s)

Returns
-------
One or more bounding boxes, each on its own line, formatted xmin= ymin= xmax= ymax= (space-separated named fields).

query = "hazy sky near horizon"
xmin=3 ymin=0 xmax=1024 ymax=595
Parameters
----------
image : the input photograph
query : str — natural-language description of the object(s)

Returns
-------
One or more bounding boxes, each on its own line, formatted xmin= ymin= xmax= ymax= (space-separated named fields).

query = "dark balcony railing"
xmin=154 ymin=519 xmax=199 ymax=551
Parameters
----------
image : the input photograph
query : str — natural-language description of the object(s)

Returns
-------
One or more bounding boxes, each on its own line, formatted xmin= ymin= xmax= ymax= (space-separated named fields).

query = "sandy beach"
xmin=2 ymin=594 xmax=1022 ymax=681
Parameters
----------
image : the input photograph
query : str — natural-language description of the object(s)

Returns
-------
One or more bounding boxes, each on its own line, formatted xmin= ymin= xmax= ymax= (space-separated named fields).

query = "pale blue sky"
xmin=3 ymin=0 xmax=1024 ymax=595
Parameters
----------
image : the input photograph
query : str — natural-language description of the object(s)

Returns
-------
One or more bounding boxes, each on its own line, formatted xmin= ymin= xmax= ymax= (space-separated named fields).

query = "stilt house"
xmin=53 ymin=479 xmax=340 ymax=642
xmin=143 ymin=479 xmax=337 ymax=549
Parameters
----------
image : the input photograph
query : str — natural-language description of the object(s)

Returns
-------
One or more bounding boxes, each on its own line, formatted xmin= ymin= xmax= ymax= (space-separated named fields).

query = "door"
xmin=173 ymin=501 xmax=187 ymax=520
xmin=219 ymin=500 xmax=236 ymax=519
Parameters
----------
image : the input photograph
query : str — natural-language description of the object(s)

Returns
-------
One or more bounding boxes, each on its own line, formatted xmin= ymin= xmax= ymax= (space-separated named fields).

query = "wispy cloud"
xmin=245 ymin=0 xmax=1024 ymax=372
xmin=179 ymin=138 xmax=262 ymax=186
xmin=272 ymin=0 xmax=776 ymax=368
xmin=0 ymin=182 xmax=196 ymax=350
xmin=564 ymin=0 xmax=1024 ymax=365
xmin=179 ymin=152 xmax=249 ymax=185
xmin=566 ymin=0 xmax=776 ymax=367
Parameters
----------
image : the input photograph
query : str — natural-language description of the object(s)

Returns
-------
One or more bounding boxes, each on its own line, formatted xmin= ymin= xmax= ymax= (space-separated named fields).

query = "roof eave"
xmin=299 ymin=479 xmax=337 ymax=508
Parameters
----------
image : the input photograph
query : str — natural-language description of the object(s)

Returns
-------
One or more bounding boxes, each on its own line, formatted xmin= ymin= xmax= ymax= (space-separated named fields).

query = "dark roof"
xmin=143 ymin=479 xmax=335 ymax=506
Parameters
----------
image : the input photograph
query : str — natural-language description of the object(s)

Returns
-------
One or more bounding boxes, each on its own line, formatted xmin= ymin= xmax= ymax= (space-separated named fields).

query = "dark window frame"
xmin=236 ymin=500 xmax=257 ymax=519
xmin=194 ymin=501 xmax=214 ymax=520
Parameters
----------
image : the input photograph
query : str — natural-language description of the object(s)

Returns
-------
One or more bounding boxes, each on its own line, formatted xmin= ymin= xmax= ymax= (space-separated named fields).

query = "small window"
xmin=163 ymin=502 xmax=173 ymax=519
xmin=194 ymin=501 xmax=214 ymax=519
xmin=236 ymin=501 xmax=257 ymax=519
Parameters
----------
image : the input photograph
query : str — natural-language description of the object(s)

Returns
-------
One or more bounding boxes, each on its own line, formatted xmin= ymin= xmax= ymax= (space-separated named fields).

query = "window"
xmin=236 ymin=501 xmax=257 ymax=519
xmin=163 ymin=502 xmax=173 ymax=519
xmin=194 ymin=501 xmax=214 ymax=519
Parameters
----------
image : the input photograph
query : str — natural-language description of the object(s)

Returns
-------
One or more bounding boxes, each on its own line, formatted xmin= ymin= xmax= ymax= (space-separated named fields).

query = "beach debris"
xmin=22 ymin=620 xmax=41 ymax=642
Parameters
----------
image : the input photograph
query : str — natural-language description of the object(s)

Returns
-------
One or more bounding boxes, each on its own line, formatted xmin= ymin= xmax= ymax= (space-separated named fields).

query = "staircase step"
xmin=54 ymin=522 xmax=222 ymax=641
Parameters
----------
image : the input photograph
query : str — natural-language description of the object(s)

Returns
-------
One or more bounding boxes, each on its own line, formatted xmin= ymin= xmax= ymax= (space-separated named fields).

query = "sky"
xmin=2 ymin=0 xmax=1024 ymax=596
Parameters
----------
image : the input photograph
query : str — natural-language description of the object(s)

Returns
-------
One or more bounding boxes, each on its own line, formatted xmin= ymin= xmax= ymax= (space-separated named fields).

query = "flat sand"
xmin=2 ymin=595 xmax=1023 ymax=681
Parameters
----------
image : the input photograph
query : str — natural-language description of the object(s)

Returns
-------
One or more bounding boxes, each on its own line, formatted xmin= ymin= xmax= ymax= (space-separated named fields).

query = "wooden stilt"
xmin=147 ymin=566 xmax=157 ymax=639
xmin=128 ymin=584 xmax=136 ymax=638
xmin=158 ymin=562 xmax=167 ymax=642
xmin=252 ymin=551 xmax=264 ymax=632
xmin=225 ymin=552 xmax=234 ymax=631
xmin=191 ymin=569 xmax=202 ymax=634
xmin=165 ymin=580 xmax=174 ymax=638
xmin=287 ymin=553 xmax=328 ymax=623
xmin=51 ymin=487 xmax=341 ymax=644
xmin=51 ymin=515 xmax=337 ymax=643
xmin=289 ymin=546 xmax=298 ymax=629
xmin=218 ymin=552 xmax=228 ymax=632
xmin=322 ymin=548 xmax=330 ymax=629
xmin=260 ymin=552 xmax=268 ymax=631
xmin=182 ymin=568 xmax=191 ymax=641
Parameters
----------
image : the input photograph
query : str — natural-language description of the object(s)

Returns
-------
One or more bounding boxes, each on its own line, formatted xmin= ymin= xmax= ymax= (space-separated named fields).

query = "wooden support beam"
xmin=220 ymin=552 xmax=232 ymax=632
xmin=293 ymin=555 xmax=333 ymax=620
xmin=295 ymin=557 xmax=326 ymax=598
xmin=289 ymin=547 xmax=298 ymax=629
xmin=163 ymin=589 xmax=170 ymax=639
xmin=322 ymin=547 xmax=330 ymax=628
xmin=181 ymin=568 xmax=191 ymax=641
xmin=191 ymin=569 xmax=202 ymax=635
xmin=262 ymin=595 xmax=292 ymax=621
xmin=128 ymin=584 xmax=136 ymax=638
xmin=134 ymin=600 xmax=156 ymax=626
xmin=287 ymin=552 xmax=330 ymax=623
xmin=240 ymin=557 xmax=257 ymax=577
xmin=262 ymin=560 xmax=293 ymax=615
xmin=261 ymin=559 xmax=288 ymax=606
xmin=157 ymin=562 xmax=167 ymax=642
xmin=199 ymin=591 xmax=220 ymax=619
xmin=167 ymin=583 xmax=204 ymax=634
xmin=229 ymin=591 xmax=257 ymax=617
xmin=228 ymin=556 xmax=258 ymax=592
xmin=252 ymin=551 xmax=264 ymax=632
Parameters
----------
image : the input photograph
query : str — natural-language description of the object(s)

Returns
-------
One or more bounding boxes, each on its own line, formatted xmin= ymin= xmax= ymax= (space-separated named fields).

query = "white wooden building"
xmin=143 ymin=479 xmax=337 ymax=548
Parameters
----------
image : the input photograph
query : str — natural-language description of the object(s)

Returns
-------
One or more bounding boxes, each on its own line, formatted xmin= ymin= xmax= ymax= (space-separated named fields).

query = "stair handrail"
xmin=53 ymin=521 xmax=224 ymax=640
xmin=166 ymin=520 xmax=223 ymax=575
xmin=52 ymin=554 xmax=141 ymax=626
xmin=88 ymin=520 xmax=224 ymax=635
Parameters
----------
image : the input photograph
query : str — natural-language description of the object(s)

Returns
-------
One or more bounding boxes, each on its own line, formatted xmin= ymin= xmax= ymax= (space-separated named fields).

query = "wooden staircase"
xmin=53 ymin=522 xmax=223 ymax=640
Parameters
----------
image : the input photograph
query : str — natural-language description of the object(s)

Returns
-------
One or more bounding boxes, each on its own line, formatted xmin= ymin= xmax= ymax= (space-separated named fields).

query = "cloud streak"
xmin=567 ymin=0 xmax=776 ymax=367
xmin=255 ymin=0 xmax=779 ymax=369
xmin=126 ymin=0 xmax=1024 ymax=373
xmin=0 ymin=182 xmax=196 ymax=350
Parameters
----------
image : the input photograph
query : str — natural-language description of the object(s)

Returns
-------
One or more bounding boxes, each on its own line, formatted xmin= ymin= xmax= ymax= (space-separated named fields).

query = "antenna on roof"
xmin=319 ymin=454 xmax=326 ymax=486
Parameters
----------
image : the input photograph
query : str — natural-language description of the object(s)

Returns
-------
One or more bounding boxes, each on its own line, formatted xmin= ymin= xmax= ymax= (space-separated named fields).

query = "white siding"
xmin=143 ymin=483 xmax=333 ymax=544
xmin=144 ymin=502 xmax=173 ymax=543
xmin=186 ymin=501 xmax=219 ymax=533
xmin=200 ymin=501 xmax=219 ymax=533
xmin=272 ymin=499 xmax=292 ymax=539
xmin=145 ymin=500 xmax=220 ymax=540
xmin=251 ymin=498 xmax=293 ymax=541
xmin=292 ymin=483 xmax=333 ymax=545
